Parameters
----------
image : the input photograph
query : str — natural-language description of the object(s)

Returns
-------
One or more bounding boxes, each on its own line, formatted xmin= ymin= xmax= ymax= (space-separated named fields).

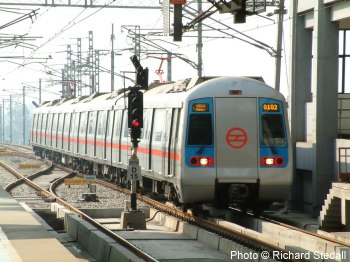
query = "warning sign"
xmin=226 ymin=127 xmax=248 ymax=149
xmin=64 ymin=177 xmax=90 ymax=185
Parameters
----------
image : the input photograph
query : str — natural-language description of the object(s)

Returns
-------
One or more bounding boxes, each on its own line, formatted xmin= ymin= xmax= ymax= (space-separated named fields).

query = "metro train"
xmin=30 ymin=76 xmax=292 ymax=210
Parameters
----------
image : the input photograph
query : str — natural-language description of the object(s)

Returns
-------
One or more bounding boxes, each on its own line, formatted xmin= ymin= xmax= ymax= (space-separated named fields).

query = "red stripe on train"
xmin=32 ymin=132 xmax=180 ymax=161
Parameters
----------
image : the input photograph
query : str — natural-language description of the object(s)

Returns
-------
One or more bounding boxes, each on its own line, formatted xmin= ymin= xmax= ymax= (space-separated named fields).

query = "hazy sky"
xmin=0 ymin=1 xmax=291 ymax=105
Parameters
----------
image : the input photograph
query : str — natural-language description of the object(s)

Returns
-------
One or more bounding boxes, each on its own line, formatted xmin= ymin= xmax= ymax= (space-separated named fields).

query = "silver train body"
xmin=30 ymin=77 xmax=292 ymax=207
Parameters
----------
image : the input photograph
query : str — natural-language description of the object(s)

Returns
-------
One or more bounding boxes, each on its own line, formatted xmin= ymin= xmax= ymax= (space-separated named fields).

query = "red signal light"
xmin=132 ymin=120 xmax=140 ymax=127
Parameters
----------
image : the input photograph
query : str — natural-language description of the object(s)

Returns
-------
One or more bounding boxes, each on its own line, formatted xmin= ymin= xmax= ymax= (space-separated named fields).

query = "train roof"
xmin=33 ymin=76 xmax=284 ymax=114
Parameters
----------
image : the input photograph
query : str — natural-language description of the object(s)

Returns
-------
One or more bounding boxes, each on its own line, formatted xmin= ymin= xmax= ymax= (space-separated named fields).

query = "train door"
xmin=57 ymin=113 xmax=64 ymax=150
xmin=40 ymin=114 xmax=48 ymax=145
xmin=63 ymin=113 xmax=71 ymax=152
xmin=168 ymin=108 xmax=181 ymax=177
xmin=96 ymin=111 xmax=107 ymax=160
xmin=52 ymin=113 xmax=58 ymax=148
xmin=106 ymin=110 xmax=115 ymax=164
xmin=111 ymin=110 xmax=123 ymax=165
xmin=86 ymin=111 xmax=96 ymax=157
xmin=164 ymin=108 xmax=175 ymax=176
xmin=138 ymin=108 xmax=153 ymax=172
xmin=38 ymin=114 xmax=43 ymax=144
xmin=71 ymin=113 xmax=77 ymax=154
xmin=46 ymin=113 xmax=52 ymax=146
xmin=120 ymin=110 xmax=130 ymax=166
xmin=215 ymin=98 xmax=258 ymax=181
xmin=151 ymin=109 xmax=169 ymax=175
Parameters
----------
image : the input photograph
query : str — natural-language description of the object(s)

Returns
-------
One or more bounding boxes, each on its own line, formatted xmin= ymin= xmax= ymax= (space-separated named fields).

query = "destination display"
xmin=262 ymin=103 xmax=280 ymax=112
xmin=192 ymin=103 xmax=209 ymax=112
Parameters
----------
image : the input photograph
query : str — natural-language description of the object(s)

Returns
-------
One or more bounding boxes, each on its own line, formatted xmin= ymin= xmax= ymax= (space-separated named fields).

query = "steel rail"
xmin=96 ymin=179 xmax=350 ymax=256
xmin=228 ymin=206 xmax=350 ymax=249
xmin=0 ymin=160 xmax=158 ymax=262
xmin=96 ymin=179 xmax=287 ymax=254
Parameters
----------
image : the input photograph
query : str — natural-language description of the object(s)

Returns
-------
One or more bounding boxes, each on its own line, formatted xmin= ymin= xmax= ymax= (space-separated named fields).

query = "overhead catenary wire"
xmin=182 ymin=4 xmax=277 ymax=56
xmin=0 ymin=0 xmax=115 ymax=78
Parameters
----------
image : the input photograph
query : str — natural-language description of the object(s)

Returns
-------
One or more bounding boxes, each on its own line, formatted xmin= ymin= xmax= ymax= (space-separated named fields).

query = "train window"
xmin=88 ymin=111 xmax=96 ymax=135
xmin=41 ymin=114 xmax=47 ymax=132
xmin=46 ymin=114 xmax=52 ymax=133
xmin=52 ymin=114 xmax=58 ymax=134
xmin=114 ymin=110 xmax=122 ymax=138
xmin=153 ymin=109 xmax=166 ymax=142
xmin=123 ymin=111 xmax=129 ymax=137
xmin=38 ymin=114 xmax=42 ymax=132
xmin=80 ymin=112 xmax=88 ymax=135
xmin=57 ymin=113 xmax=64 ymax=134
xmin=97 ymin=111 xmax=107 ymax=136
xmin=73 ymin=113 xmax=79 ymax=136
xmin=106 ymin=111 xmax=114 ymax=137
xmin=187 ymin=114 xmax=213 ymax=145
xmin=260 ymin=114 xmax=286 ymax=147
xmin=32 ymin=114 xmax=36 ymax=132
xmin=63 ymin=113 xmax=71 ymax=134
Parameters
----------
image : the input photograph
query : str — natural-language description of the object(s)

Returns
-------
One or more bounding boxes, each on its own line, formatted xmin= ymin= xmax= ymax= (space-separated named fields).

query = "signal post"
xmin=120 ymin=56 xmax=148 ymax=230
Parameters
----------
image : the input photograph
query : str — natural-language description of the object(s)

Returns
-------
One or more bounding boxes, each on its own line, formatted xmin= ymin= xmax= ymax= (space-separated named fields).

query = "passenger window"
xmin=52 ymin=114 xmax=58 ymax=134
xmin=187 ymin=114 xmax=213 ymax=145
xmin=46 ymin=114 xmax=52 ymax=133
xmin=64 ymin=113 xmax=71 ymax=135
xmin=123 ymin=111 xmax=129 ymax=137
xmin=106 ymin=111 xmax=114 ymax=137
xmin=114 ymin=110 xmax=122 ymax=138
xmin=38 ymin=114 xmax=42 ymax=131
xmin=142 ymin=109 xmax=152 ymax=140
xmin=153 ymin=109 xmax=166 ymax=142
xmin=97 ymin=111 xmax=107 ymax=136
xmin=80 ymin=112 xmax=88 ymax=135
xmin=73 ymin=113 xmax=79 ymax=135
xmin=88 ymin=111 xmax=96 ymax=135
xmin=57 ymin=113 xmax=64 ymax=134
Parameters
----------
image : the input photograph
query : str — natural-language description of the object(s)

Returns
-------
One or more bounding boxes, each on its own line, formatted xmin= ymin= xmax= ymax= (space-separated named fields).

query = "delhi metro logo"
xmin=226 ymin=127 xmax=248 ymax=149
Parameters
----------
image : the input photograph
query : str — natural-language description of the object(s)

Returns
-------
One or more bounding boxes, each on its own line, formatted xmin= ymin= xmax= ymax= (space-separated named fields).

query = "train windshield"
xmin=261 ymin=114 xmax=287 ymax=147
xmin=187 ymin=114 xmax=213 ymax=145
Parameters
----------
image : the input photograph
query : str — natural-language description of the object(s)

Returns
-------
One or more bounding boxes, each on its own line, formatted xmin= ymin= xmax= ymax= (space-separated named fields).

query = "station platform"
xmin=0 ymin=187 xmax=81 ymax=262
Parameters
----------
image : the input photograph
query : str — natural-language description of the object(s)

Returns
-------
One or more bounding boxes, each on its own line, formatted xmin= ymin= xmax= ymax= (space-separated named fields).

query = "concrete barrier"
xmin=77 ymin=220 xmax=98 ymax=250
xmin=61 ymin=208 xmax=149 ymax=261
xmin=108 ymin=243 xmax=144 ymax=262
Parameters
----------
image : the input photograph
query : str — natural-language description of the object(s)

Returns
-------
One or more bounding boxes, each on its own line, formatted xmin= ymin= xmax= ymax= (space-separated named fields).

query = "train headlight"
xmin=189 ymin=156 xmax=214 ymax=167
xmin=265 ymin=158 xmax=274 ymax=165
xmin=260 ymin=156 xmax=284 ymax=167
xmin=199 ymin=157 xmax=209 ymax=166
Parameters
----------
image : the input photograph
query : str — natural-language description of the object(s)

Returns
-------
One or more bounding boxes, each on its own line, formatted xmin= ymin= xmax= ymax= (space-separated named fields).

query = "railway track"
xmin=0 ymin=148 xmax=279 ymax=261
xmin=1 ymin=146 xmax=350 ymax=261
xmin=0 ymin=154 xmax=158 ymax=262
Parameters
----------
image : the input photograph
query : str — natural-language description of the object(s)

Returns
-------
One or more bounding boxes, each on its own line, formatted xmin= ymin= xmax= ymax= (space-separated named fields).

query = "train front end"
xmin=180 ymin=77 xmax=292 ymax=209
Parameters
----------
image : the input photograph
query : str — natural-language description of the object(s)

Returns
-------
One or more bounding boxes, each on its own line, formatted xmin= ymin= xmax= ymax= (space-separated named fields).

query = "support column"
xmin=311 ymin=0 xmax=338 ymax=214
xmin=9 ymin=95 xmax=12 ymax=144
xmin=23 ymin=86 xmax=25 ymax=145
xmin=289 ymin=0 xmax=313 ymax=210
xmin=290 ymin=0 xmax=312 ymax=142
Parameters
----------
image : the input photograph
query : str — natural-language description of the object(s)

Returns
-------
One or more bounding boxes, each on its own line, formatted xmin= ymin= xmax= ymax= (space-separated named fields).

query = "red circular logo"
xmin=226 ymin=128 xmax=248 ymax=149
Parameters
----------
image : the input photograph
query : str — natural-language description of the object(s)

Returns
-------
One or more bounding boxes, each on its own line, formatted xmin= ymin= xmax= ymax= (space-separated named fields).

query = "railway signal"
xmin=130 ymin=55 xmax=149 ymax=89
xmin=125 ymin=55 xmax=148 ymax=225
xmin=128 ymin=90 xmax=143 ymax=146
